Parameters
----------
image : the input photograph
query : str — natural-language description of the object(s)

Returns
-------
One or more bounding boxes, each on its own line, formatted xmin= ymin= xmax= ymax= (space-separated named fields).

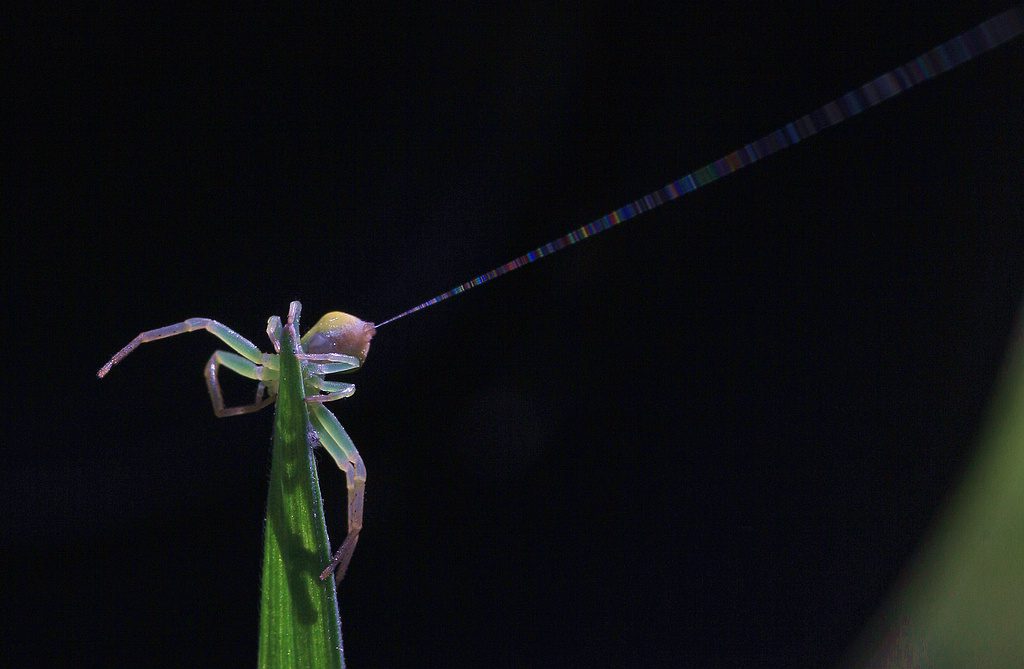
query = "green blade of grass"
xmin=258 ymin=322 xmax=345 ymax=669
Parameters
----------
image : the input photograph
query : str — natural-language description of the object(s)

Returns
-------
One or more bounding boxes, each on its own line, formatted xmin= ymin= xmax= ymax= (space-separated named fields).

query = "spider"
xmin=98 ymin=301 xmax=375 ymax=585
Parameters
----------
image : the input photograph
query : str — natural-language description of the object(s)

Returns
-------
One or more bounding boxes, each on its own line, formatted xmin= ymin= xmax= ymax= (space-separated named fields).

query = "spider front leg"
xmin=308 ymin=402 xmax=366 ymax=584
xmin=98 ymin=317 xmax=278 ymax=378
xmin=99 ymin=316 xmax=281 ymax=417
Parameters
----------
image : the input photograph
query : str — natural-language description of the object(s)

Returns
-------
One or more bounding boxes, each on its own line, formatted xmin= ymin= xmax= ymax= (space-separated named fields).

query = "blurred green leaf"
xmin=258 ymin=324 xmax=345 ymax=669
xmin=845 ymin=307 xmax=1024 ymax=667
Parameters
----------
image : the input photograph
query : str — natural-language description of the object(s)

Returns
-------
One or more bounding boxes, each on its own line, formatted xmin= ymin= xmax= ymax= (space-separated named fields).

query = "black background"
xmin=6 ymin=4 xmax=1024 ymax=667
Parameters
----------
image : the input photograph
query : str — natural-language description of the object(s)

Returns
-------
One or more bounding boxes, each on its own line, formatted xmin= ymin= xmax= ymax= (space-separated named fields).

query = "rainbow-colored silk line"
xmin=378 ymin=6 xmax=1023 ymax=328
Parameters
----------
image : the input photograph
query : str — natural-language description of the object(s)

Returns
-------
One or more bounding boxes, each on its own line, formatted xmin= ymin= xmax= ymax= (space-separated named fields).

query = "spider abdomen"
xmin=301 ymin=312 xmax=376 ymax=364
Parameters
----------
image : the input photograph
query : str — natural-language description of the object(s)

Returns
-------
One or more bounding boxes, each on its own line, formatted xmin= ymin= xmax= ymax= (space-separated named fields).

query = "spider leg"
xmin=266 ymin=316 xmax=284 ymax=354
xmin=296 ymin=352 xmax=361 ymax=368
xmin=98 ymin=317 xmax=276 ymax=377
xmin=308 ymin=402 xmax=366 ymax=584
xmin=205 ymin=351 xmax=279 ymax=417
xmin=307 ymin=361 xmax=361 ymax=377
xmin=305 ymin=379 xmax=356 ymax=404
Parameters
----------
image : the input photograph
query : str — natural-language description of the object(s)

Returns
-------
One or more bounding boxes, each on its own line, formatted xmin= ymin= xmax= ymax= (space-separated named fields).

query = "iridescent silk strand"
xmin=377 ymin=6 xmax=1023 ymax=328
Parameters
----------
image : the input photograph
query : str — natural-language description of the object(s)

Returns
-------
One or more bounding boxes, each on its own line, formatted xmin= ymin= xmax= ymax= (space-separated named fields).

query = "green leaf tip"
xmin=258 ymin=323 xmax=345 ymax=669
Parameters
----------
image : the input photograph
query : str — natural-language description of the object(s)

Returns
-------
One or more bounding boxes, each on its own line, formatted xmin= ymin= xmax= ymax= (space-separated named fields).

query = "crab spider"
xmin=98 ymin=301 xmax=375 ymax=585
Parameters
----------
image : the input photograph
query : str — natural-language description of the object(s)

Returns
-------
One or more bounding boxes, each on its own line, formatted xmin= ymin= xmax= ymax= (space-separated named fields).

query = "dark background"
xmin=6 ymin=4 xmax=1024 ymax=667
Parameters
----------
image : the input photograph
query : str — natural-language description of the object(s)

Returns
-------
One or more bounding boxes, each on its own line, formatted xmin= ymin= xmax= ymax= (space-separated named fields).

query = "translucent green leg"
xmin=266 ymin=316 xmax=285 ymax=353
xmin=306 ymin=359 xmax=361 ymax=375
xmin=205 ymin=351 xmax=279 ymax=417
xmin=297 ymin=353 xmax=362 ymax=366
xmin=98 ymin=317 xmax=277 ymax=377
xmin=305 ymin=379 xmax=356 ymax=404
xmin=287 ymin=301 xmax=302 ymax=328
xmin=308 ymin=402 xmax=366 ymax=584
